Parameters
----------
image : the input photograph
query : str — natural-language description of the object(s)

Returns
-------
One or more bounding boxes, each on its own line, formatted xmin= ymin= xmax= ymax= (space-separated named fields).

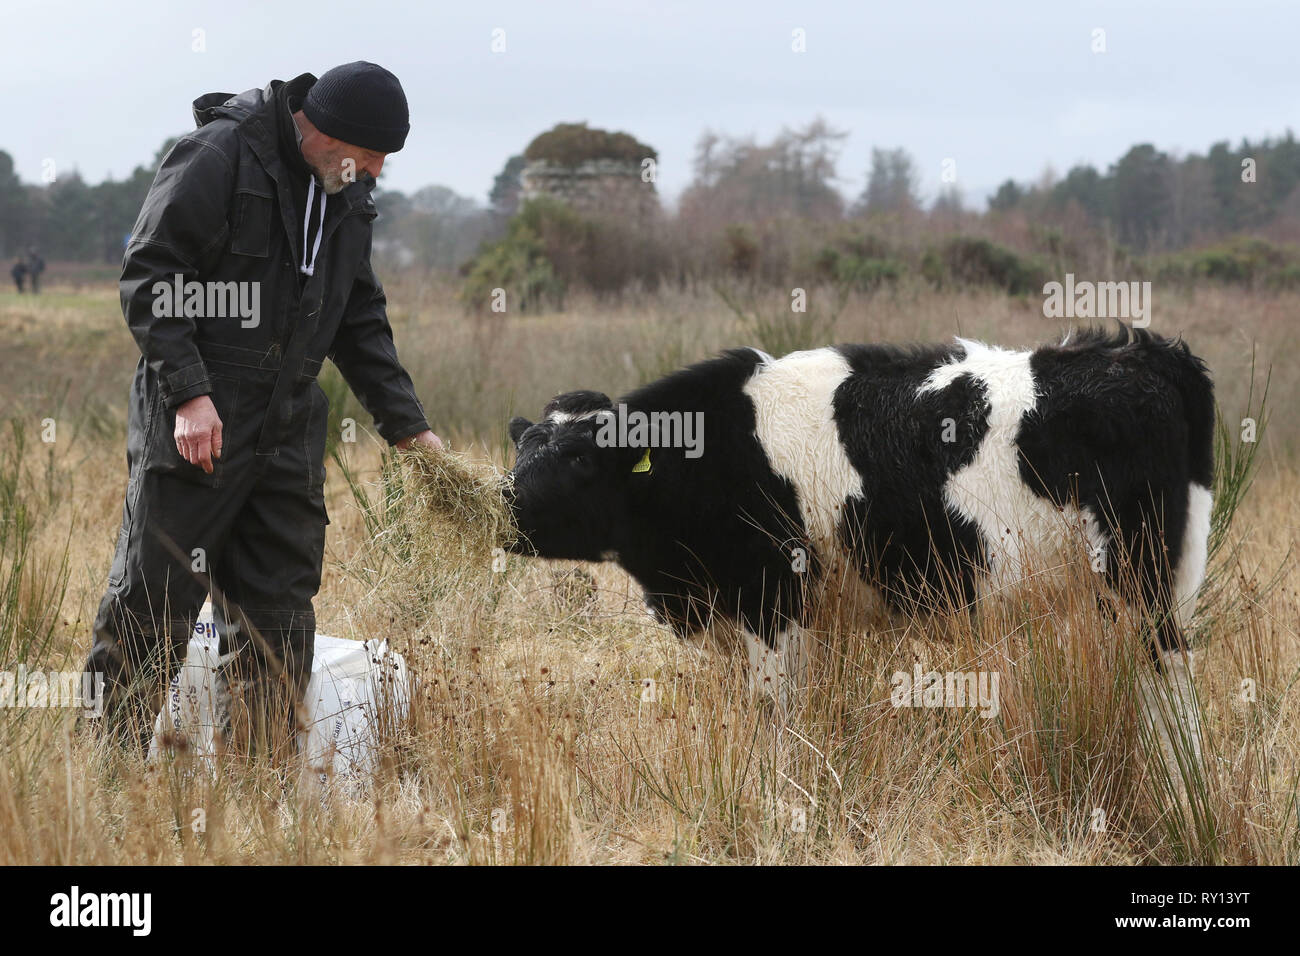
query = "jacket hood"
xmin=192 ymin=83 xmax=274 ymax=129
xmin=186 ymin=76 xmax=377 ymax=230
xmin=191 ymin=74 xmax=317 ymax=129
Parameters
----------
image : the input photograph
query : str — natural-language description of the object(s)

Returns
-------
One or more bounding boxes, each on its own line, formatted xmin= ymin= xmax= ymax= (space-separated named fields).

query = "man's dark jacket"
xmin=123 ymin=74 xmax=428 ymax=489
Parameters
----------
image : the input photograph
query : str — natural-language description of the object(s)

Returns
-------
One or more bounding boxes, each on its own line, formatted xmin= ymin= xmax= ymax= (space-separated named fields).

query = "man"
xmin=85 ymin=62 xmax=441 ymax=753
xmin=10 ymin=257 xmax=26 ymax=292
xmin=27 ymin=247 xmax=44 ymax=293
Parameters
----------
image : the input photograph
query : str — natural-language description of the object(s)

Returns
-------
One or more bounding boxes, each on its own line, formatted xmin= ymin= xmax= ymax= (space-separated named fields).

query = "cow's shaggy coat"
xmin=507 ymin=327 xmax=1215 ymax=705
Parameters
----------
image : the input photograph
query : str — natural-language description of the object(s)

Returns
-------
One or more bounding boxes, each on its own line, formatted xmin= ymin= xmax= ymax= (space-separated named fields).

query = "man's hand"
xmin=174 ymin=394 xmax=223 ymax=474
xmin=396 ymin=429 xmax=443 ymax=452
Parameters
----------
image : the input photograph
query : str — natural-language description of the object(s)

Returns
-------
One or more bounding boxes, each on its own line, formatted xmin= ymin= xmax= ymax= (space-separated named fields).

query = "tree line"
xmin=3 ymin=119 xmax=1297 ymax=267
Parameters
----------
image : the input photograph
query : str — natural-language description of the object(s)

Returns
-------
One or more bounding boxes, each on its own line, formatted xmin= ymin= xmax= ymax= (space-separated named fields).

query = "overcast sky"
xmin=3 ymin=0 xmax=1296 ymax=208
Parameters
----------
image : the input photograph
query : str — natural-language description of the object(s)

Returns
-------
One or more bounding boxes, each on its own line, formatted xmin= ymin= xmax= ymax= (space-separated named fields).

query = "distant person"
xmin=27 ymin=247 xmax=45 ymax=293
xmin=84 ymin=62 xmax=442 ymax=756
xmin=10 ymin=258 xmax=27 ymax=292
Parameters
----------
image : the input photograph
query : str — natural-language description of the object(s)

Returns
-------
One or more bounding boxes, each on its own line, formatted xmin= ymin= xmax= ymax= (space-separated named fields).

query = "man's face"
xmin=296 ymin=115 xmax=387 ymax=194
xmin=308 ymin=140 xmax=386 ymax=194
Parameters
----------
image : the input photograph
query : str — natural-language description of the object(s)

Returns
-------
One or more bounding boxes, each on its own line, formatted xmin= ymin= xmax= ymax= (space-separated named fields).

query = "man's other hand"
xmin=396 ymin=429 xmax=443 ymax=452
xmin=174 ymin=394 xmax=223 ymax=474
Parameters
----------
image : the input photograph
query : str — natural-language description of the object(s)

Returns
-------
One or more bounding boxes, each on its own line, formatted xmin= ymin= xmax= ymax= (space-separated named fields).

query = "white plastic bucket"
xmin=149 ymin=604 xmax=410 ymax=780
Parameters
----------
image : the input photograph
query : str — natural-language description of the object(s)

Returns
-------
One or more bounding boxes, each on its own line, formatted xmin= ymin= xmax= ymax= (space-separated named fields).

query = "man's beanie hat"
xmin=303 ymin=61 xmax=410 ymax=153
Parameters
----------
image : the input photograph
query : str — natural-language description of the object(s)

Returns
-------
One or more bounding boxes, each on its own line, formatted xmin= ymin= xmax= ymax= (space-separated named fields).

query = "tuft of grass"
xmin=713 ymin=282 xmax=848 ymax=357
xmin=0 ymin=420 xmax=70 ymax=670
xmin=401 ymin=444 xmax=517 ymax=560
xmin=329 ymin=440 xmax=520 ymax=641
xmin=0 ymin=419 xmax=72 ymax=753
xmin=1198 ymin=351 xmax=1278 ymax=641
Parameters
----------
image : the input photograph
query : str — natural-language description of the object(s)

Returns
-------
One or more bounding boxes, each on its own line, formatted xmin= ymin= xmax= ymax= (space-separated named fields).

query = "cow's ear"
xmin=612 ymin=441 xmax=653 ymax=476
xmin=509 ymin=416 xmax=534 ymax=446
xmin=629 ymin=446 xmax=653 ymax=475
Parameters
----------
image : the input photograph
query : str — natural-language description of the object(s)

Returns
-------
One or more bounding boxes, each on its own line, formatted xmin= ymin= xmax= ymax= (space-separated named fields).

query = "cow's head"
xmin=506 ymin=390 xmax=642 ymax=560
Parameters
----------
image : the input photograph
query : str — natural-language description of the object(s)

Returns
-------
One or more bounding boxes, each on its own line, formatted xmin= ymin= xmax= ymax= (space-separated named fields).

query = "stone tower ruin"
xmin=519 ymin=122 xmax=659 ymax=222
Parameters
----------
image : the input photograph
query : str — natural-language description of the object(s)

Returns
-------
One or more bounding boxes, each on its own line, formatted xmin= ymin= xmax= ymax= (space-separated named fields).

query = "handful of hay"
xmin=400 ymin=445 xmax=517 ymax=565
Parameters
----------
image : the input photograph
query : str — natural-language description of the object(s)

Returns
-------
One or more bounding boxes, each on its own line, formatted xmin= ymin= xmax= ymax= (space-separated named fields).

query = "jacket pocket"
xmin=230 ymin=188 xmax=273 ymax=257
xmin=143 ymin=374 xmax=241 ymax=487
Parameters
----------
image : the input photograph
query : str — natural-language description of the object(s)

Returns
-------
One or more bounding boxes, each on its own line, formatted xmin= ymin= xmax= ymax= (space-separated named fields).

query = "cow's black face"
xmin=506 ymin=391 xmax=637 ymax=561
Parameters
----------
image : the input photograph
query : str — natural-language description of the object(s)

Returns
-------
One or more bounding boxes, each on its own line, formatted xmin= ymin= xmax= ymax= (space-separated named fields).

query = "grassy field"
xmin=0 ymin=274 xmax=1296 ymax=864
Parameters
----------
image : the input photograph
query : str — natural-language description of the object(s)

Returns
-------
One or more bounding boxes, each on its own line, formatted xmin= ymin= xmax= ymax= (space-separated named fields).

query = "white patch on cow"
xmin=919 ymin=339 xmax=1096 ymax=592
xmin=742 ymin=348 xmax=864 ymax=545
xmin=1173 ymin=483 xmax=1212 ymax=629
xmin=545 ymin=410 xmax=601 ymax=426
xmin=1081 ymin=507 xmax=1110 ymax=574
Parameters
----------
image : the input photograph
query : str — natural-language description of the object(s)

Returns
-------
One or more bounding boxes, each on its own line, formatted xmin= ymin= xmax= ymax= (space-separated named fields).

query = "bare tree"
xmin=856 ymin=147 xmax=920 ymax=215
xmin=680 ymin=117 xmax=848 ymax=225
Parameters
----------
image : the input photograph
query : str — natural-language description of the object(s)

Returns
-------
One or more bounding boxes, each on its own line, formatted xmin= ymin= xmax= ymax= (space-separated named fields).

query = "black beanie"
xmin=303 ymin=61 xmax=410 ymax=153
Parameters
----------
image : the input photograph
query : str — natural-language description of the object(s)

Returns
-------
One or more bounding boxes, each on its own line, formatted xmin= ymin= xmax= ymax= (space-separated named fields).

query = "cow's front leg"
xmin=743 ymin=624 xmax=806 ymax=715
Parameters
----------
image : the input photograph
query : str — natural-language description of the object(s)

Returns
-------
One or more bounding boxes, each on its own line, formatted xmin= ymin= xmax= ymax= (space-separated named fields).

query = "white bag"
xmin=149 ymin=604 xmax=410 ymax=780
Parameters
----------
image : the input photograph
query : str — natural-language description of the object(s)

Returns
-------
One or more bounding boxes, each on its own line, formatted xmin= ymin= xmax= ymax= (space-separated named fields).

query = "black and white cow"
xmin=506 ymin=327 xmax=1214 ymax=698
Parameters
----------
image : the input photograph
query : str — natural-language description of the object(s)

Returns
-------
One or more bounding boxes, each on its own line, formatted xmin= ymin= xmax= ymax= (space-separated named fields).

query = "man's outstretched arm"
xmin=330 ymin=245 xmax=441 ymax=450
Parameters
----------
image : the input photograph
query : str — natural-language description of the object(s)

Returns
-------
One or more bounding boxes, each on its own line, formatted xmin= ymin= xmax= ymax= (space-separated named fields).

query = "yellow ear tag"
xmin=632 ymin=447 xmax=652 ymax=474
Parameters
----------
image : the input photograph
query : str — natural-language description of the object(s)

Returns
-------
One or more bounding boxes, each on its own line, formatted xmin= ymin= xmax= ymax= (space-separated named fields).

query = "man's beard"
xmin=311 ymin=161 xmax=349 ymax=195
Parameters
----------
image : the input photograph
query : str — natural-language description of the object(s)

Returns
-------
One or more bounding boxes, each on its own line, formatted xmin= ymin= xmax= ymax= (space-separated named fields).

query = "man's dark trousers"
xmin=87 ymin=360 xmax=331 ymax=752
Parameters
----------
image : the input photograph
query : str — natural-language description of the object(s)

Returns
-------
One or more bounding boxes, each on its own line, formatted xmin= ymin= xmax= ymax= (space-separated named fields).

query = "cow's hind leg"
xmin=1107 ymin=501 xmax=1205 ymax=774
xmin=1139 ymin=645 xmax=1203 ymax=780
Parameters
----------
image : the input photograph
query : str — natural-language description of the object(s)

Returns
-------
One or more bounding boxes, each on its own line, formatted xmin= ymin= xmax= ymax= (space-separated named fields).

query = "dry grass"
xmin=401 ymin=444 xmax=517 ymax=556
xmin=0 ymin=277 xmax=1297 ymax=864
